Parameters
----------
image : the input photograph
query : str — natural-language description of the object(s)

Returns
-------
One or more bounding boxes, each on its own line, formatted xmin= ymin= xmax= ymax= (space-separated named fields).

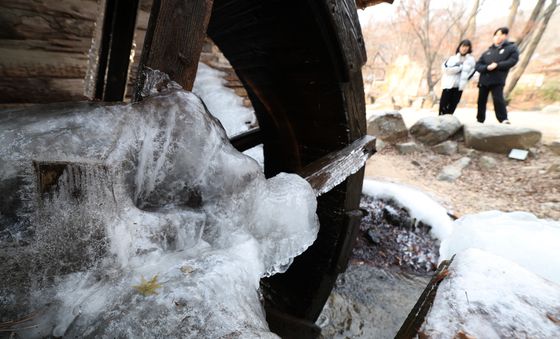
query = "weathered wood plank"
xmin=0 ymin=2 xmax=99 ymax=39
xmin=395 ymin=258 xmax=454 ymax=339
xmin=133 ymin=0 xmax=213 ymax=99
xmin=209 ymin=0 xmax=369 ymax=331
xmin=0 ymin=47 xmax=88 ymax=78
xmin=230 ymin=128 xmax=263 ymax=152
xmin=0 ymin=39 xmax=93 ymax=54
xmin=0 ymin=0 xmax=99 ymax=21
xmin=0 ymin=0 xmax=100 ymax=103
xmin=355 ymin=0 xmax=394 ymax=10
xmin=0 ymin=78 xmax=87 ymax=103
xmin=94 ymin=0 xmax=140 ymax=101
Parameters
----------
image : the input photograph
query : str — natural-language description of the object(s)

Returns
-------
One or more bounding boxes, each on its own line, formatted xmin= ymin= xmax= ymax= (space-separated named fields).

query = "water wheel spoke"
xmin=230 ymin=127 xmax=263 ymax=152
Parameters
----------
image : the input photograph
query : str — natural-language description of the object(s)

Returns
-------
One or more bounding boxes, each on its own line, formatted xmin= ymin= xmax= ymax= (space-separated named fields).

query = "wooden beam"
xmin=230 ymin=128 xmax=263 ymax=152
xmin=94 ymin=0 xmax=140 ymax=101
xmin=395 ymin=258 xmax=454 ymax=339
xmin=133 ymin=0 xmax=213 ymax=101
xmin=355 ymin=0 xmax=394 ymax=10
xmin=299 ymin=135 xmax=376 ymax=196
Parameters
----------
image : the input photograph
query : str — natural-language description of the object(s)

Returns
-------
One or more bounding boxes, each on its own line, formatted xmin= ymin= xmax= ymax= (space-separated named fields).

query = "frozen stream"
xmin=0 ymin=90 xmax=319 ymax=337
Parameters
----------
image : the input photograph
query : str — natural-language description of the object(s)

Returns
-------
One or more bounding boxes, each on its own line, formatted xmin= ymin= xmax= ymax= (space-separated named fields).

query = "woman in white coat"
xmin=439 ymin=39 xmax=476 ymax=115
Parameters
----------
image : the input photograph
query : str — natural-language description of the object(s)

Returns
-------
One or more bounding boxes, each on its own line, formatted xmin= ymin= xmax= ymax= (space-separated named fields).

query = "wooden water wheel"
xmin=0 ymin=0 xmax=393 ymax=337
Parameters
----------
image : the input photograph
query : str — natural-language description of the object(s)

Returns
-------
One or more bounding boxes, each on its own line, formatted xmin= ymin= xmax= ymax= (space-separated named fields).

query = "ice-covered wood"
xmin=208 ymin=1 xmax=369 ymax=336
xmin=230 ymin=128 xmax=263 ymax=152
xmin=395 ymin=258 xmax=454 ymax=339
xmin=355 ymin=0 xmax=394 ymax=10
xmin=300 ymin=135 xmax=376 ymax=196
xmin=133 ymin=0 xmax=213 ymax=100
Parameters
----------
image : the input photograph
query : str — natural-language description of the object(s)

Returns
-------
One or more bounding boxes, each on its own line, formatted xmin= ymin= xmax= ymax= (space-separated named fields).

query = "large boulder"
xmin=409 ymin=115 xmax=462 ymax=146
xmin=367 ymin=111 xmax=408 ymax=143
xmin=464 ymin=125 xmax=542 ymax=154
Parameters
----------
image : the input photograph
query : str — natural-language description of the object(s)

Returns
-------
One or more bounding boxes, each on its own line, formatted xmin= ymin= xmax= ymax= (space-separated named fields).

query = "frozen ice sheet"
xmin=0 ymin=90 xmax=318 ymax=338
xmin=420 ymin=249 xmax=560 ymax=338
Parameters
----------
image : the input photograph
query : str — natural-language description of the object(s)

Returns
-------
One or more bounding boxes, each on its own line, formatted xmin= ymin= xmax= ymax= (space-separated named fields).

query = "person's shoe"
xmin=501 ymin=120 xmax=511 ymax=124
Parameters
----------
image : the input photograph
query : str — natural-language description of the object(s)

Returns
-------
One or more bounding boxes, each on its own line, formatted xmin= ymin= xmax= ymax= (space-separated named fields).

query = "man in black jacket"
xmin=475 ymin=27 xmax=519 ymax=124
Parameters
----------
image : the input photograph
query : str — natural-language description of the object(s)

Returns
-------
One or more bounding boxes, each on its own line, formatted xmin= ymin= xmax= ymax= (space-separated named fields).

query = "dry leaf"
xmin=133 ymin=275 xmax=162 ymax=296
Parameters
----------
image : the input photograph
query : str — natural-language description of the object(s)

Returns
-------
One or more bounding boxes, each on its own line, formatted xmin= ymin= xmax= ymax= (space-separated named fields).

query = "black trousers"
xmin=477 ymin=84 xmax=508 ymax=123
xmin=439 ymin=88 xmax=463 ymax=115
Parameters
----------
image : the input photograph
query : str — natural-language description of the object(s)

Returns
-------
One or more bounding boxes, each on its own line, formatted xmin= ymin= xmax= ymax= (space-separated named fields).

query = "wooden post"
xmin=94 ymin=0 xmax=140 ymax=102
xmin=133 ymin=0 xmax=214 ymax=101
xmin=355 ymin=0 xmax=394 ymax=10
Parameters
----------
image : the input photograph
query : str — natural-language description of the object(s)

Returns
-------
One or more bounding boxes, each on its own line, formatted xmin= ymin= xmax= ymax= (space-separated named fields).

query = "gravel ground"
xmin=365 ymin=144 xmax=560 ymax=221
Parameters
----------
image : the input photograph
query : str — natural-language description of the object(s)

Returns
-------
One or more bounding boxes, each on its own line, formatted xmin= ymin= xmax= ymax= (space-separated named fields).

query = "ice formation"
xmin=192 ymin=63 xmax=256 ymax=137
xmin=440 ymin=210 xmax=560 ymax=285
xmin=0 ymin=90 xmax=318 ymax=337
xmin=362 ymin=179 xmax=560 ymax=336
xmin=420 ymin=248 xmax=560 ymax=338
xmin=362 ymin=180 xmax=454 ymax=240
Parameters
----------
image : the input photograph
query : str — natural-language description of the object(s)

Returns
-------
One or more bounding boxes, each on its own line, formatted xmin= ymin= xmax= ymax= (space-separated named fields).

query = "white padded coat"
xmin=441 ymin=53 xmax=476 ymax=91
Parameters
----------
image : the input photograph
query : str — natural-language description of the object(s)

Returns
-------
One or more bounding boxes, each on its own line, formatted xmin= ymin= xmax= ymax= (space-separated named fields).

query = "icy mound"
xmin=193 ymin=63 xmax=256 ymax=137
xmin=440 ymin=211 xmax=560 ymax=285
xmin=362 ymin=180 xmax=454 ymax=240
xmin=420 ymin=249 xmax=560 ymax=338
xmin=0 ymin=90 xmax=318 ymax=338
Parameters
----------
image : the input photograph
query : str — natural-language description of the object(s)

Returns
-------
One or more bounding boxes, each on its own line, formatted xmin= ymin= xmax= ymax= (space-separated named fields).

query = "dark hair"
xmin=456 ymin=39 xmax=472 ymax=54
xmin=494 ymin=27 xmax=509 ymax=35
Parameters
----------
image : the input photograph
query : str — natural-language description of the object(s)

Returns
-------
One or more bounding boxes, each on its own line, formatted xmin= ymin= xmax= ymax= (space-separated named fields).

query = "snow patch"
xmin=362 ymin=180 xmax=454 ymax=240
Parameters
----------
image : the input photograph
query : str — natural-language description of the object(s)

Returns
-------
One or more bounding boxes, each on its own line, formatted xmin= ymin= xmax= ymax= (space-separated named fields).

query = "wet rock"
xmin=432 ymin=140 xmax=458 ymax=155
xmin=384 ymin=205 xmax=413 ymax=229
xmin=366 ymin=230 xmax=381 ymax=245
xmin=437 ymin=157 xmax=471 ymax=182
xmin=409 ymin=115 xmax=462 ymax=146
xmin=479 ymin=155 xmax=497 ymax=170
xmin=352 ymin=196 xmax=439 ymax=274
xmin=397 ymin=142 xmax=423 ymax=154
xmin=464 ymin=125 xmax=542 ymax=154
xmin=367 ymin=111 xmax=409 ymax=143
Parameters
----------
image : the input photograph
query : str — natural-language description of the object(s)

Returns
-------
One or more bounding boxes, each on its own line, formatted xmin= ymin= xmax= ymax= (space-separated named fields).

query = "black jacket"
xmin=475 ymin=40 xmax=519 ymax=86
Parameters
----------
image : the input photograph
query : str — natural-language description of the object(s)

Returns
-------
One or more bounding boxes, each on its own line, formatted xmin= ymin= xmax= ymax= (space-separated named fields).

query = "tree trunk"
xmin=462 ymin=0 xmax=479 ymax=39
xmin=507 ymin=0 xmax=520 ymax=28
xmin=516 ymin=0 xmax=545 ymax=52
xmin=505 ymin=0 xmax=557 ymax=99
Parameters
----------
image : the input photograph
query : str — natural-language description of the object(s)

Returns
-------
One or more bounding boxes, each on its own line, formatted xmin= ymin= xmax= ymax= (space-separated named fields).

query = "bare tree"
xmin=507 ymin=0 xmax=521 ymax=28
xmin=515 ymin=0 xmax=546 ymax=53
xmin=505 ymin=0 xmax=559 ymax=98
xmin=459 ymin=0 xmax=483 ymax=40
xmin=398 ymin=0 xmax=465 ymax=101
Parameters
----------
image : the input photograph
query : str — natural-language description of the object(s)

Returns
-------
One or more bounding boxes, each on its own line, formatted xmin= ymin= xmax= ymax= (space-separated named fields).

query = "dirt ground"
xmin=364 ymin=144 xmax=560 ymax=221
